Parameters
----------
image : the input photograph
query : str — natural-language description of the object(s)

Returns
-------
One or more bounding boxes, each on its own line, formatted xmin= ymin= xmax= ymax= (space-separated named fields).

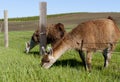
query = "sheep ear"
xmin=27 ymin=41 xmax=30 ymax=46
xmin=26 ymin=41 xmax=30 ymax=47
xmin=49 ymin=48 xmax=53 ymax=55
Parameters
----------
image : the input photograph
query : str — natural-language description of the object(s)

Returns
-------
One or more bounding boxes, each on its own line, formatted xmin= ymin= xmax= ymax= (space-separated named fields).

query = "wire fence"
xmin=0 ymin=13 xmax=120 ymax=32
xmin=0 ymin=12 xmax=120 ymax=50
xmin=0 ymin=20 xmax=39 ymax=32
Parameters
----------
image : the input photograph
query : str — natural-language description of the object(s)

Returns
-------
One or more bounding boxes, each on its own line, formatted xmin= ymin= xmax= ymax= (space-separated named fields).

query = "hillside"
xmin=0 ymin=12 xmax=120 ymax=31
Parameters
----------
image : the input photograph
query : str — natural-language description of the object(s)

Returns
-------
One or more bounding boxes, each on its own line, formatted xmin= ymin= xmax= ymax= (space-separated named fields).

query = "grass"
xmin=0 ymin=31 xmax=120 ymax=82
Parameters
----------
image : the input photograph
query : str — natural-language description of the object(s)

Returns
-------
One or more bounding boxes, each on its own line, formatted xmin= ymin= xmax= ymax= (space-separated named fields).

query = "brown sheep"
xmin=41 ymin=17 xmax=120 ymax=72
xmin=25 ymin=23 xmax=66 ymax=53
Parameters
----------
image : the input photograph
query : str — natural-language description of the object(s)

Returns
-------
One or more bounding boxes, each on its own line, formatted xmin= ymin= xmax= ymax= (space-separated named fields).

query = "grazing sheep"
xmin=41 ymin=17 xmax=120 ymax=72
xmin=25 ymin=23 xmax=66 ymax=53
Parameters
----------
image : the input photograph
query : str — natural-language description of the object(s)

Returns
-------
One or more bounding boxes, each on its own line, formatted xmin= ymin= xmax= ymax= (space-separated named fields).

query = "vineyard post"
xmin=39 ymin=2 xmax=47 ymax=55
xmin=4 ymin=10 xmax=9 ymax=48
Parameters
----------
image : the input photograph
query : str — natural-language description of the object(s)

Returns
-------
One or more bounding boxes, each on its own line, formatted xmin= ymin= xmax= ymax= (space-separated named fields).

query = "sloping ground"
xmin=0 ymin=12 xmax=120 ymax=31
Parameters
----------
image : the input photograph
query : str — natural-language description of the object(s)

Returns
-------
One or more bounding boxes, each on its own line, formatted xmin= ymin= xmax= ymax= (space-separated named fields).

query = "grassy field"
xmin=0 ymin=30 xmax=120 ymax=82
xmin=0 ymin=12 xmax=120 ymax=82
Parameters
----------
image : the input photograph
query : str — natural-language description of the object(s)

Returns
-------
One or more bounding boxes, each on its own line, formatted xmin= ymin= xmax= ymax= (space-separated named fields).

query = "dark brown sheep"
xmin=25 ymin=23 xmax=66 ymax=53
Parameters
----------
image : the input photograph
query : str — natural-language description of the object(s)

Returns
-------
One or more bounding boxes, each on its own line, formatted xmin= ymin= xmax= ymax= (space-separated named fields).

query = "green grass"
xmin=0 ymin=31 xmax=120 ymax=82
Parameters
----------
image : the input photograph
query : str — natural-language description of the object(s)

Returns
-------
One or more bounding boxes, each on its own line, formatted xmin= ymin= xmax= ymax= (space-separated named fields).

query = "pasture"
xmin=0 ymin=13 xmax=120 ymax=82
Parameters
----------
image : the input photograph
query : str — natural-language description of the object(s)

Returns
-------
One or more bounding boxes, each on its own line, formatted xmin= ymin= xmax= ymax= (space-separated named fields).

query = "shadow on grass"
xmin=54 ymin=59 xmax=84 ymax=68
xmin=24 ymin=51 xmax=40 ymax=58
xmin=28 ymin=51 xmax=39 ymax=55
xmin=94 ymin=66 xmax=103 ymax=71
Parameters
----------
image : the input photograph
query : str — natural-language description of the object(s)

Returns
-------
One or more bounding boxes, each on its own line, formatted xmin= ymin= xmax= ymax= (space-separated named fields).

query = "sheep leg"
xmin=86 ymin=51 xmax=93 ymax=72
xmin=102 ymin=43 xmax=113 ymax=67
xmin=78 ymin=50 xmax=87 ymax=70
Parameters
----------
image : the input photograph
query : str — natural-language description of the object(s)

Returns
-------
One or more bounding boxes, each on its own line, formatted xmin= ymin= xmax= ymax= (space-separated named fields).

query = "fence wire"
xmin=0 ymin=20 xmax=39 ymax=32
